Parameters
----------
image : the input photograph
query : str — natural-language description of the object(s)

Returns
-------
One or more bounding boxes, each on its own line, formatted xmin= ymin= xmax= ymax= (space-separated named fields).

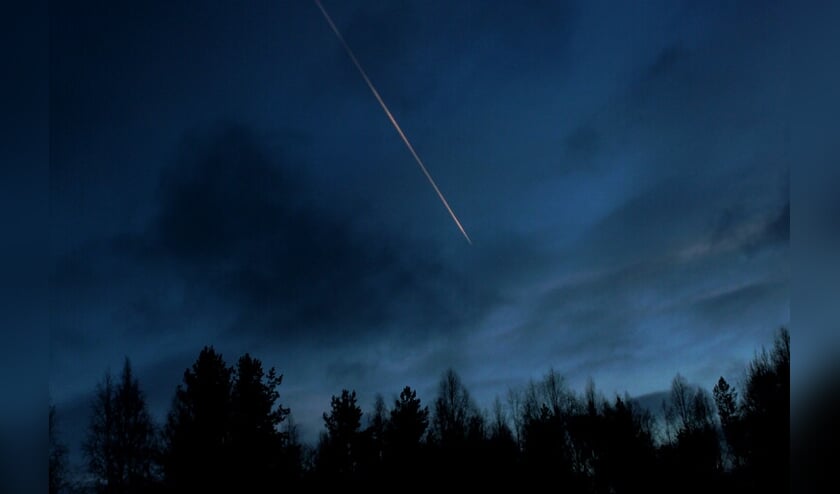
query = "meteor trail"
xmin=313 ymin=0 xmax=472 ymax=245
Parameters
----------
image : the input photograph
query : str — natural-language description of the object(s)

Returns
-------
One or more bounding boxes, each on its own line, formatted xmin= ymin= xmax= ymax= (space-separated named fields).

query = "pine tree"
xmin=713 ymin=377 xmax=737 ymax=428
xmin=229 ymin=353 xmax=290 ymax=492
xmin=163 ymin=347 xmax=233 ymax=492
xmin=388 ymin=386 xmax=429 ymax=452
xmin=319 ymin=389 xmax=363 ymax=478
xmin=713 ymin=376 xmax=742 ymax=467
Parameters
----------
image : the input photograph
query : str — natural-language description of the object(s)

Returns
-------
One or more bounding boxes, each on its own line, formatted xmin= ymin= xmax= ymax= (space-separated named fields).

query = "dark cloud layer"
xmin=151 ymin=126 xmax=493 ymax=340
xmin=55 ymin=124 xmax=496 ymax=352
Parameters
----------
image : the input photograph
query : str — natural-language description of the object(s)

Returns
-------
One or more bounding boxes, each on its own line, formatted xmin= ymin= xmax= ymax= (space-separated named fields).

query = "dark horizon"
xmin=51 ymin=325 xmax=785 ymax=473
xmin=49 ymin=328 xmax=790 ymax=492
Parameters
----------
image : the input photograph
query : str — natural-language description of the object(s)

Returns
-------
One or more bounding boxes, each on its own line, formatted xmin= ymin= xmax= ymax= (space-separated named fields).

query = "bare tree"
xmin=667 ymin=373 xmax=693 ymax=434
xmin=431 ymin=369 xmax=475 ymax=446
xmin=84 ymin=358 xmax=158 ymax=494
xmin=49 ymin=406 xmax=68 ymax=494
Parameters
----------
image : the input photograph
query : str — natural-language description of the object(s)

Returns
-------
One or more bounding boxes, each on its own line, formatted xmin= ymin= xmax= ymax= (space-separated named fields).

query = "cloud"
xmin=690 ymin=279 xmax=787 ymax=326
xmin=54 ymin=124 xmax=499 ymax=353
xmin=326 ymin=360 xmax=377 ymax=385
xmin=680 ymin=200 xmax=789 ymax=262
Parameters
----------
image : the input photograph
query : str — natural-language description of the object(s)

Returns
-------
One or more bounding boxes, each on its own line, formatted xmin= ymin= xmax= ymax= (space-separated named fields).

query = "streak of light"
xmin=313 ymin=0 xmax=472 ymax=245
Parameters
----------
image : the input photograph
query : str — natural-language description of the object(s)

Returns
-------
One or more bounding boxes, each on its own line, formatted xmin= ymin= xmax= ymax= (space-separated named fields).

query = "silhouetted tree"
xmin=518 ymin=370 xmax=581 ymax=487
xmin=594 ymin=396 xmax=657 ymax=493
xmin=427 ymin=370 xmax=488 ymax=482
xmin=318 ymin=389 xmax=363 ymax=479
xmin=355 ymin=394 xmax=388 ymax=482
xmin=63 ymin=329 xmax=791 ymax=490
xmin=228 ymin=353 xmax=291 ymax=492
xmin=84 ymin=359 xmax=158 ymax=494
xmin=466 ymin=411 xmax=486 ymax=443
xmin=368 ymin=394 xmax=388 ymax=442
xmin=368 ymin=395 xmax=388 ymax=457
xmin=388 ymin=386 xmax=428 ymax=452
xmin=738 ymin=328 xmax=789 ymax=493
xmin=465 ymin=410 xmax=490 ymax=472
xmin=376 ymin=386 xmax=427 ymax=479
xmin=713 ymin=376 xmax=741 ymax=468
xmin=486 ymin=397 xmax=518 ymax=482
xmin=664 ymin=374 xmax=717 ymax=435
xmin=162 ymin=348 xmax=297 ymax=491
xmin=430 ymin=369 xmax=474 ymax=447
xmin=163 ymin=347 xmax=232 ymax=492
xmin=713 ymin=377 xmax=737 ymax=429
xmin=662 ymin=374 xmax=721 ymax=492
xmin=488 ymin=397 xmax=513 ymax=443
xmin=49 ymin=405 xmax=68 ymax=494
xmin=507 ymin=388 xmax=525 ymax=446
xmin=85 ymin=372 xmax=115 ymax=492
xmin=566 ymin=379 xmax=600 ymax=481
xmin=664 ymin=373 xmax=691 ymax=437
xmin=282 ymin=414 xmax=306 ymax=481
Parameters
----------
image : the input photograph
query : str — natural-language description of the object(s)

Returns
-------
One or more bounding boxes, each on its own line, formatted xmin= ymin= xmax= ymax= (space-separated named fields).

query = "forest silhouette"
xmin=49 ymin=328 xmax=790 ymax=493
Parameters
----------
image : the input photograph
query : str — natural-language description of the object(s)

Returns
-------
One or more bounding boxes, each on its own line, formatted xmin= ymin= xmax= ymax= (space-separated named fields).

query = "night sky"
xmin=50 ymin=0 xmax=796 ymax=452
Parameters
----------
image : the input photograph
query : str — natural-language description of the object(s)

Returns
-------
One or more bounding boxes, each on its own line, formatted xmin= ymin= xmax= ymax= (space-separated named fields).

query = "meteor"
xmin=313 ymin=0 xmax=472 ymax=245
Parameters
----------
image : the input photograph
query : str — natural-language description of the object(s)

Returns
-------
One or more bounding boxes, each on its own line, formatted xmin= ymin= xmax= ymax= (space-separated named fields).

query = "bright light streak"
xmin=313 ymin=0 xmax=472 ymax=245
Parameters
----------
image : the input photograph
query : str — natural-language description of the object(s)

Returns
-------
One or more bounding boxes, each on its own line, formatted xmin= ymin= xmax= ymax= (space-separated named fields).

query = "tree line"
xmin=50 ymin=328 xmax=789 ymax=493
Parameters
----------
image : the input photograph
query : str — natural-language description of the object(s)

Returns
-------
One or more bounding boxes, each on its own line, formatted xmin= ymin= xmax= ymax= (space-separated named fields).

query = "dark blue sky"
xmin=49 ymin=0 xmax=797 ymax=449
